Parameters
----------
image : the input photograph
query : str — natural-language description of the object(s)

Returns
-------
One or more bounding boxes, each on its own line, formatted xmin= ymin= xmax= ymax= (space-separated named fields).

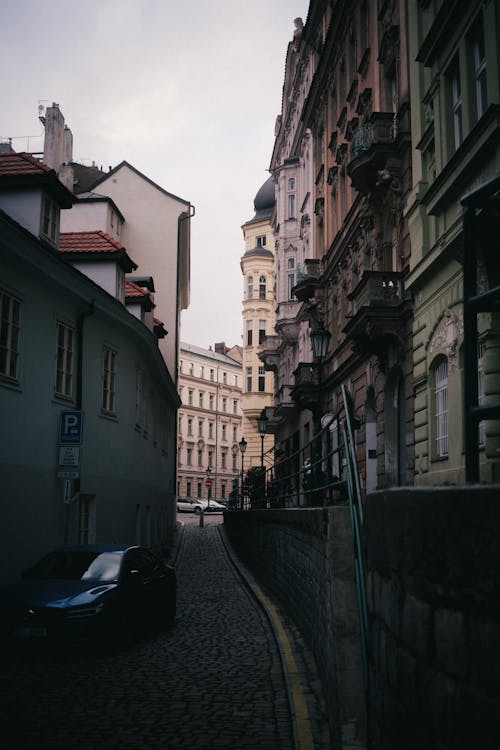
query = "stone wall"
xmin=223 ymin=507 xmax=366 ymax=749
xmin=364 ymin=486 xmax=500 ymax=749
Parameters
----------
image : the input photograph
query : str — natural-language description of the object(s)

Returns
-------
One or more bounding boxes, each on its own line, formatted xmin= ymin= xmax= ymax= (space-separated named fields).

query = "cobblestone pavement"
xmin=0 ymin=516 xmax=296 ymax=750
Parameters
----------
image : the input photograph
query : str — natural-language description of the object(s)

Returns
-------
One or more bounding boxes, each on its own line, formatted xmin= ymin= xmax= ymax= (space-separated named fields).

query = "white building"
xmin=177 ymin=343 xmax=243 ymax=504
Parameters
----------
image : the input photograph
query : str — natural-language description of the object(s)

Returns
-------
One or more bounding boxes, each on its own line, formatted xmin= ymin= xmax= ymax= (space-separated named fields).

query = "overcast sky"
xmin=1 ymin=0 xmax=308 ymax=350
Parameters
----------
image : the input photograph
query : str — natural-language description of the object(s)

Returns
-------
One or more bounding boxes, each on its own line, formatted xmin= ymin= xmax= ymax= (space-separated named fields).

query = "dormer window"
xmin=41 ymin=194 xmax=59 ymax=244
xmin=256 ymin=235 xmax=267 ymax=247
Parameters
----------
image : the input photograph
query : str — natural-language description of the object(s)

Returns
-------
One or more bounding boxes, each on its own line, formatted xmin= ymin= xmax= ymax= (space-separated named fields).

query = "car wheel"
xmin=194 ymin=507 xmax=202 ymax=515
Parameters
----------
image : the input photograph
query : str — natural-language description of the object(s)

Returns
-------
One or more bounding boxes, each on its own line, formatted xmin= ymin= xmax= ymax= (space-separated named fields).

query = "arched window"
xmin=433 ymin=357 xmax=449 ymax=457
xmin=247 ymin=276 xmax=254 ymax=299
xmin=259 ymin=275 xmax=266 ymax=299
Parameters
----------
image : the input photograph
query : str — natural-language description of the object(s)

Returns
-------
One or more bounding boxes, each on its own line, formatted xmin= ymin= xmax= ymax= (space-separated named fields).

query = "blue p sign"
xmin=60 ymin=410 xmax=83 ymax=445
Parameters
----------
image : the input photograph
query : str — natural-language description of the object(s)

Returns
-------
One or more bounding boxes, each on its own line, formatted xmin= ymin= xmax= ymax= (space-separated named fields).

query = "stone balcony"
xmin=258 ymin=335 xmax=280 ymax=373
xmin=275 ymin=300 xmax=301 ymax=344
xmin=344 ymin=271 xmax=409 ymax=353
xmin=348 ymin=112 xmax=400 ymax=193
xmin=273 ymin=384 xmax=297 ymax=422
xmin=293 ymin=259 xmax=323 ymax=302
xmin=290 ymin=363 xmax=321 ymax=412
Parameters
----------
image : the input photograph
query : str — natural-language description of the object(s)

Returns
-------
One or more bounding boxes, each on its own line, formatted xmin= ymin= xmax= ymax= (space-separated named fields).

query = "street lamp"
xmin=239 ymin=437 xmax=247 ymax=510
xmin=310 ymin=320 xmax=331 ymax=361
xmin=257 ymin=411 xmax=268 ymax=469
xmin=206 ymin=466 xmax=212 ymax=508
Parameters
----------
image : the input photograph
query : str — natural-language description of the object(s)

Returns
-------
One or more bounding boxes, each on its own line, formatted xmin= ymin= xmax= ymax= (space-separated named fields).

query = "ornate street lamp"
xmin=310 ymin=320 xmax=331 ymax=362
xmin=239 ymin=437 xmax=247 ymax=510
xmin=257 ymin=412 xmax=269 ymax=469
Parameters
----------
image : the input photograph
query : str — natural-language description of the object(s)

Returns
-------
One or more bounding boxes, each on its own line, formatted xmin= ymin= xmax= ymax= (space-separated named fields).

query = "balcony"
xmin=273 ymin=384 xmax=297 ymax=423
xmin=348 ymin=112 xmax=399 ymax=193
xmin=275 ymin=300 xmax=301 ymax=344
xmin=293 ymin=259 xmax=323 ymax=302
xmin=290 ymin=363 xmax=320 ymax=411
xmin=258 ymin=335 xmax=280 ymax=373
xmin=344 ymin=271 xmax=408 ymax=354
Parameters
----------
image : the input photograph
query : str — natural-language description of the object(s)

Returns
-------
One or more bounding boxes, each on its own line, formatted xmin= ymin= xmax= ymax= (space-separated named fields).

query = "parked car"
xmin=177 ymin=498 xmax=206 ymax=514
xmin=204 ymin=500 xmax=227 ymax=513
xmin=0 ymin=545 xmax=176 ymax=644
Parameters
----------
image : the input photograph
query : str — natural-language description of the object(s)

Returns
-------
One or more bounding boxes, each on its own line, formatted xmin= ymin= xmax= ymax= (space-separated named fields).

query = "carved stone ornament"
xmin=429 ymin=309 xmax=464 ymax=369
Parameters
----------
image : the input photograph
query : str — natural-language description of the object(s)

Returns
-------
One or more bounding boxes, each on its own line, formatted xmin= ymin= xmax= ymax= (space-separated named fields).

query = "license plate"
xmin=13 ymin=626 xmax=48 ymax=638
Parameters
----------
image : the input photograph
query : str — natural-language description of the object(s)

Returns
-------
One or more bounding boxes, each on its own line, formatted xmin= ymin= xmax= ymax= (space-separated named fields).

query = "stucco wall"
xmin=224 ymin=507 xmax=366 ymax=749
xmin=364 ymin=487 xmax=500 ymax=749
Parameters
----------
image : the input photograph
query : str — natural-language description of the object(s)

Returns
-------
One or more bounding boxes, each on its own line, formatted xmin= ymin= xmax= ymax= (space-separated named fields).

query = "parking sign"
xmin=59 ymin=410 xmax=84 ymax=446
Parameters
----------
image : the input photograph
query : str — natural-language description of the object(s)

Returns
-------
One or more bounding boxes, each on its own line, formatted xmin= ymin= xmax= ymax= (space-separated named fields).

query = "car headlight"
xmin=64 ymin=602 xmax=105 ymax=620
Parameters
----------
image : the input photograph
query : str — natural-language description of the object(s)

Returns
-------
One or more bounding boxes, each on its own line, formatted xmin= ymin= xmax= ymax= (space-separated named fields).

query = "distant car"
xmin=0 ymin=545 xmax=176 ymax=644
xmin=177 ymin=498 xmax=206 ymax=514
xmin=204 ymin=500 xmax=227 ymax=513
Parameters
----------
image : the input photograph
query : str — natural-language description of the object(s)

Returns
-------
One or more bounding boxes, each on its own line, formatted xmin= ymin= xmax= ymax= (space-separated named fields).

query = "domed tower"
xmin=240 ymin=176 xmax=276 ymax=474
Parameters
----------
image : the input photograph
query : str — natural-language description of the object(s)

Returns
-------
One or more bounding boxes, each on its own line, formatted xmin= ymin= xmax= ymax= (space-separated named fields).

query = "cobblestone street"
xmin=0 ymin=516 xmax=300 ymax=750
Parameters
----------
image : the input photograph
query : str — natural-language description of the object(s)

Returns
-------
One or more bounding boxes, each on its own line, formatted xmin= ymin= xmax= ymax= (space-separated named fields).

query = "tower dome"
xmin=253 ymin=176 xmax=275 ymax=220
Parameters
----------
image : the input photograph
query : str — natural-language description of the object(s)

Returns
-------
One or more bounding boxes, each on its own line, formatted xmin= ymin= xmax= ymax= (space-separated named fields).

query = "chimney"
xmin=214 ymin=342 xmax=228 ymax=355
xmin=42 ymin=103 xmax=74 ymax=191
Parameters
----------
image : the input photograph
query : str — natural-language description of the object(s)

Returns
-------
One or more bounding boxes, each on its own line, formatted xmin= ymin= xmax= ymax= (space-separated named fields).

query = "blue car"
xmin=0 ymin=545 xmax=176 ymax=644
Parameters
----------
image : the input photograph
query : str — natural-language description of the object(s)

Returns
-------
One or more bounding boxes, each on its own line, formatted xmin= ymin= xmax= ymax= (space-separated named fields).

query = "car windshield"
xmin=26 ymin=551 xmax=123 ymax=582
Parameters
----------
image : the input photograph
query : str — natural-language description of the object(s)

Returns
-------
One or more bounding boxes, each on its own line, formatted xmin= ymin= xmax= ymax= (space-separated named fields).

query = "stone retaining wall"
xmin=364 ymin=486 xmax=500 ymax=749
xmin=224 ymin=507 xmax=366 ymax=749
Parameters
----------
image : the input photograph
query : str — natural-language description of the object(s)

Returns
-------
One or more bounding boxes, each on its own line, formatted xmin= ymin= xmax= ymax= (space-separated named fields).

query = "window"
xmin=259 ymin=320 xmax=266 ymax=345
xmin=258 ymin=367 xmax=265 ymax=392
xmin=233 ymin=425 xmax=237 ymax=442
xmin=189 ymin=362 xmax=194 ymax=375
xmin=246 ymin=367 xmax=252 ymax=392
xmin=187 ymin=448 xmax=192 ymax=465
xmin=434 ymin=358 xmax=448 ymax=457
xmin=186 ymin=481 xmax=191 ymax=498
xmin=187 ymin=418 xmax=193 ymax=436
xmin=221 ymin=451 xmax=227 ymax=469
xmin=41 ymin=195 xmax=59 ymax=243
xmin=259 ymin=275 xmax=267 ymax=300
xmin=198 ymin=450 xmax=203 ymax=467
xmin=223 ymin=371 xmax=227 ymax=384
xmin=198 ymin=419 xmax=203 ymax=437
xmin=288 ymin=193 xmax=296 ymax=219
xmin=449 ymin=59 xmax=463 ymax=149
xmin=288 ymin=178 xmax=295 ymax=190
xmin=222 ymin=397 xmax=227 ymax=412
xmin=478 ymin=340 xmax=486 ymax=446
xmin=209 ymin=393 xmax=214 ymax=409
xmin=188 ymin=389 xmax=193 ymax=405
xmin=208 ymin=451 xmax=213 ymax=468
xmin=0 ymin=291 xmax=20 ymax=381
xmin=200 ymin=366 xmax=204 ymax=379
xmin=256 ymin=235 xmax=267 ymax=247
xmin=135 ymin=367 xmax=144 ymax=427
xmin=288 ymin=273 xmax=296 ymax=300
xmin=471 ymin=18 xmax=487 ymax=119
xmin=247 ymin=319 xmax=253 ymax=346
xmin=199 ymin=391 xmax=204 ymax=407
xmin=102 ymin=346 xmax=117 ymax=413
xmin=197 ymin=482 xmax=202 ymax=498
xmin=222 ymin=424 xmax=227 ymax=441
xmin=247 ymin=276 xmax=254 ymax=299
xmin=233 ymin=400 xmax=237 ymax=414
xmin=232 ymin=453 xmax=237 ymax=470
xmin=209 ymin=421 xmax=214 ymax=439
xmin=210 ymin=369 xmax=214 ymax=381
xmin=55 ymin=323 xmax=74 ymax=398
xmin=221 ymin=483 xmax=226 ymax=499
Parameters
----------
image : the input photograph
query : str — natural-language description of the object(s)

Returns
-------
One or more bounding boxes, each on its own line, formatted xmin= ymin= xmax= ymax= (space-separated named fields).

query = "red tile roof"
xmin=125 ymin=280 xmax=150 ymax=299
xmin=59 ymin=230 xmax=137 ymax=271
xmin=125 ymin=280 xmax=154 ymax=311
xmin=0 ymin=151 xmax=53 ymax=176
xmin=0 ymin=152 xmax=75 ymax=206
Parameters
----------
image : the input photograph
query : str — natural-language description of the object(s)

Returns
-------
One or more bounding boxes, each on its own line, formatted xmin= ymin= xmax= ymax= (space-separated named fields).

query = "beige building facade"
xmin=177 ymin=343 xmax=243 ymax=503
xmin=241 ymin=178 xmax=275 ymax=471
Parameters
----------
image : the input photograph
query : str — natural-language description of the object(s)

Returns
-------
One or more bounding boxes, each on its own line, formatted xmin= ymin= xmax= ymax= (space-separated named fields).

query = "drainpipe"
xmin=64 ymin=300 xmax=95 ymax=543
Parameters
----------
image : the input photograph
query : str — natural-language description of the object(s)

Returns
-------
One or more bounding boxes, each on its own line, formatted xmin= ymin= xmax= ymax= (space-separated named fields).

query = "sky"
xmin=1 ymin=0 xmax=309 ymax=350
